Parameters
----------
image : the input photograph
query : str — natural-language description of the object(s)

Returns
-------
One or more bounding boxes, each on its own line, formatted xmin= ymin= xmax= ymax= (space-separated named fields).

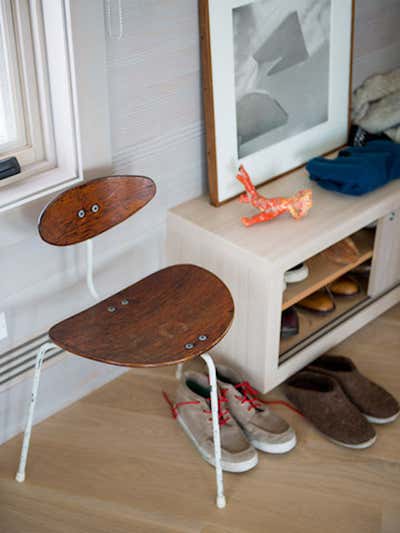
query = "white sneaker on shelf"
xmin=284 ymin=263 xmax=309 ymax=284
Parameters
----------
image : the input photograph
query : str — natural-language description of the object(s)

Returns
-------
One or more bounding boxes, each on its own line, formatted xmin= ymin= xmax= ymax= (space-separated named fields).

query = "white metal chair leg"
xmin=16 ymin=342 xmax=56 ymax=483
xmin=201 ymin=352 xmax=226 ymax=509
xmin=175 ymin=363 xmax=183 ymax=380
xmin=85 ymin=239 xmax=100 ymax=301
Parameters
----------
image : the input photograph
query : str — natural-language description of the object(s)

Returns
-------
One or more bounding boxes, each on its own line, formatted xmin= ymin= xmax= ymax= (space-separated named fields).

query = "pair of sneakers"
xmin=172 ymin=365 xmax=296 ymax=472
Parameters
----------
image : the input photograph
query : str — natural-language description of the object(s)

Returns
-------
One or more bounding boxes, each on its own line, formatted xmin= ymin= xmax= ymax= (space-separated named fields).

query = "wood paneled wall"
xmin=0 ymin=0 xmax=399 ymax=444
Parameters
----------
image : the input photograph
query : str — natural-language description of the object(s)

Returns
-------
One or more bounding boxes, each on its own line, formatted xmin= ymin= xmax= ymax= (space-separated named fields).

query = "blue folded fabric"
xmin=306 ymin=140 xmax=400 ymax=196
xmin=339 ymin=140 xmax=400 ymax=180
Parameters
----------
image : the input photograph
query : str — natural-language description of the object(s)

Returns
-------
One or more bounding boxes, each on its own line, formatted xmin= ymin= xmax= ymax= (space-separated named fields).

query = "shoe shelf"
xmin=282 ymin=229 xmax=374 ymax=311
xmin=280 ymin=278 xmax=370 ymax=360
xmin=167 ymin=162 xmax=400 ymax=393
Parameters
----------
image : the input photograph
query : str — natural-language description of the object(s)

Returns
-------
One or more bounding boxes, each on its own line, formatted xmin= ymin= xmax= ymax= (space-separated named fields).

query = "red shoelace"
xmin=162 ymin=389 xmax=231 ymax=426
xmin=162 ymin=381 xmax=303 ymax=422
xmin=235 ymin=380 xmax=303 ymax=416
xmin=234 ymin=381 xmax=263 ymax=411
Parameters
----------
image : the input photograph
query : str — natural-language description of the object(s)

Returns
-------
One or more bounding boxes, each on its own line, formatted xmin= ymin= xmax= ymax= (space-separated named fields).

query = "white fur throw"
xmin=352 ymin=68 xmax=400 ymax=142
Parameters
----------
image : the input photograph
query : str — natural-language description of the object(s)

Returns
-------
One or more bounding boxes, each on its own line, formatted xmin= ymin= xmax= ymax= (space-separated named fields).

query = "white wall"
xmin=352 ymin=0 xmax=400 ymax=89
xmin=0 ymin=0 xmax=399 ymax=444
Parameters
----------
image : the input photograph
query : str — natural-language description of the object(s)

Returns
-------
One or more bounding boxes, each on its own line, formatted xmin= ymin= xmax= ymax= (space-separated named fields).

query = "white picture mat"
xmin=208 ymin=0 xmax=352 ymax=203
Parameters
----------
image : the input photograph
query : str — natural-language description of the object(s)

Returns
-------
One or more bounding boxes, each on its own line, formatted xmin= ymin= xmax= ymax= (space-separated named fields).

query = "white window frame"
xmin=0 ymin=0 xmax=111 ymax=213
xmin=0 ymin=1 xmax=32 ymax=159
xmin=0 ymin=0 xmax=48 ymax=167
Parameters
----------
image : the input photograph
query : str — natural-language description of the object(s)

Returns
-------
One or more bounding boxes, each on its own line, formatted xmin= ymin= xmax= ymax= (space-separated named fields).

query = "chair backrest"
xmin=38 ymin=175 xmax=156 ymax=246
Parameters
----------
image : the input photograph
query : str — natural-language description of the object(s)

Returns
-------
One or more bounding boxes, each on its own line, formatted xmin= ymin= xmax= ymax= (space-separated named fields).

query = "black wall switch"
xmin=0 ymin=157 xmax=21 ymax=181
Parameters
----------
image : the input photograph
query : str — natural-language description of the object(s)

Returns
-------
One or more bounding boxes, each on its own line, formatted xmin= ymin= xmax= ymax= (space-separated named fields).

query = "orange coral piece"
xmin=236 ymin=165 xmax=312 ymax=227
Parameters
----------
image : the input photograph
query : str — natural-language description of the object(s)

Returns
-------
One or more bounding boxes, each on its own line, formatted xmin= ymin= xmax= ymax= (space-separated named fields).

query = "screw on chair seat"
xmin=49 ymin=264 xmax=234 ymax=367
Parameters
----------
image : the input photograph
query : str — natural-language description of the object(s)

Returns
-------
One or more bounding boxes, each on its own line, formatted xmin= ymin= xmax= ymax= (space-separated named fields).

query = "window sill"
xmin=0 ymin=166 xmax=82 ymax=213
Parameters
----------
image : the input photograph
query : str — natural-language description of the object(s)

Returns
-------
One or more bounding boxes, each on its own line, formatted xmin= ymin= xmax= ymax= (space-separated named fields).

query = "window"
xmin=0 ymin=1 xmax=26 ymax=155
xmin=0 ymin=0 xmax=48 ymax=173
xmin=0 ymin=1 xmax=111 ymax=213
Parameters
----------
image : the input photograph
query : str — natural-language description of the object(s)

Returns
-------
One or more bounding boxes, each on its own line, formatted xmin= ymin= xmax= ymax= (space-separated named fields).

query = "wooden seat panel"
xmin=49 ymin=265 xmax=234 ymax=367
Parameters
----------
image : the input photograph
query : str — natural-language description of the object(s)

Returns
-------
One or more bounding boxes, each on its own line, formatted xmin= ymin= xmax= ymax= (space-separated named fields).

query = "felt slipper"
xmin=284 ymin=370 xmax=376 ymax=448
xmin=308 ymin=355 xmax=400 ymax=424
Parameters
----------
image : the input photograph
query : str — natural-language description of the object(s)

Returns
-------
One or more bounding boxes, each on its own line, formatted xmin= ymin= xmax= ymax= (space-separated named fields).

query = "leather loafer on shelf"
xmin=297 ymin=288 xmax=335 ymax=314
xmin=281 ymin=307 xmax=299 ymax=338
xmin=352 ymin=261 xmax=371 ymax=277
xmin=322 ymin=237 xmax=360 ymax=265
xmin=330 ymin=275 xmax=360 ymax=297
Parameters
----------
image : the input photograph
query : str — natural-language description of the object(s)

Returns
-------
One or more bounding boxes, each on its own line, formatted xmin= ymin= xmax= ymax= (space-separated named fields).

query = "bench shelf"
xmin=167 ymin=163 xmax=400 ymax=392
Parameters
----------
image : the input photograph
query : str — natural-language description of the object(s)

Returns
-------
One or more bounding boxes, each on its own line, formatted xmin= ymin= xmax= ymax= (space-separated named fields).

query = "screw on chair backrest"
xmin=38 ymin=175 xmax=156 ymax=246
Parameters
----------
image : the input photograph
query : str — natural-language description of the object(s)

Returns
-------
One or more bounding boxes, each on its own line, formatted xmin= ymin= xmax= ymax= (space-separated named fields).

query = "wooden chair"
xmin=15 ymin=176 xmax=234 ymax=508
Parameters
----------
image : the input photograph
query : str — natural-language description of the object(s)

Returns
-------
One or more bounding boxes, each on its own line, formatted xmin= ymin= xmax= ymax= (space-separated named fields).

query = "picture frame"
xmin=199 ymin=0 xmax=354 ymax=206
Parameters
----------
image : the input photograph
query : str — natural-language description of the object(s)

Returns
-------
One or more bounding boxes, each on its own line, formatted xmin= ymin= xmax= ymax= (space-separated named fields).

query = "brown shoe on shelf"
xmin=297 ymin=288 xmax=335 ymax=314
xmin=284 ymin=371 xmax=376 ymax=448
xmin=352 ymin=261 xmax=371 ymax=278
xmin=281 ymin=307 xmax=299 ymax=338
xmin=322 ymin=237 xmax=360 ymax=265
xmin=308 ymin=355 xmax=400 ymax=424
xmin=330 ymin=275 xmax=360 ymax=297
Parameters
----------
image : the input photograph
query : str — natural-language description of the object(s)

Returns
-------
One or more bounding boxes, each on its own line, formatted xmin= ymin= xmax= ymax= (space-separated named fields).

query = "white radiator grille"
xmin=0 ymin=334 xmax=63 ymax=388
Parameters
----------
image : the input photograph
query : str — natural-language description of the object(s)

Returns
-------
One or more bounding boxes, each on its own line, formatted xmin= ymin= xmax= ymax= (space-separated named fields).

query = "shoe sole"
xmin=330 ymin=290 xmax=360 ymax=298
xmin=280 ymin=328 xmax=299 ymax=339
xmin=364 ymin=411 xmax=400 ymax=424
xmin=284 ymin=265 xmax=309 ymax=284
xmin=176 ymin=414 xmax=258 ymax=473
xmin=248 ymin=433 xmax=297 ymax=454
xmin=328 ymin=434 xmax=377 ymax=449
xmin=297 ymin=304 xmax=336 ymax=315
xmin=308 ymin=421 xmax=377 ymax=449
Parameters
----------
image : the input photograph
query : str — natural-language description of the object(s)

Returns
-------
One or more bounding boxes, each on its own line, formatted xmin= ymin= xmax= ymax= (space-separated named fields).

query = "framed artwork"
xmin=199 ymin=0 xmax=354 ymax=205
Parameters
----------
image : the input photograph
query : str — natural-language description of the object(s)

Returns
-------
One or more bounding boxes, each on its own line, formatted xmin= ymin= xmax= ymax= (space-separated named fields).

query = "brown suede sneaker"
xmin=174 ymin=371 xmax=258 ymax=472
xmin=216 ymin=365 xmax=296 ymax=454
xmin=309 ymin=355 xmax=400 ymax=424
xmin=284 ymin=370 xmax=376 ymax=448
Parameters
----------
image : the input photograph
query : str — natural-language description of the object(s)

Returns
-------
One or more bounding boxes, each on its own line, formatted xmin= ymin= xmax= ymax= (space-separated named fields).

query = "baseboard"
xmin=0 ymin=351 xmax=128 ymax=446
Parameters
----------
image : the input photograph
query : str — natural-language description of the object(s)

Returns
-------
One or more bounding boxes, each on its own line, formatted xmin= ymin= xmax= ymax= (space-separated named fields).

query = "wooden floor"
xmin=0 ymin=305 xmax=399 ymax=533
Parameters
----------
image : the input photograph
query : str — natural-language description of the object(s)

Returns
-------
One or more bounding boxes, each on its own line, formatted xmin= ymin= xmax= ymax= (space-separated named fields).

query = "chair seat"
xmin=49 ymin=265 xmax=234 ymax=367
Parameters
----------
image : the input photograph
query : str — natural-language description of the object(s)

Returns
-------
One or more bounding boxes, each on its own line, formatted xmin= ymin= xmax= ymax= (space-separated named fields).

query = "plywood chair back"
xmin=39 ymin=175 xmax=156 ymax=246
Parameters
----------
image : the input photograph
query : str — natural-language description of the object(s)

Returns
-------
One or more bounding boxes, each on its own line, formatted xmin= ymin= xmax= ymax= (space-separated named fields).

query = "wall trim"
xmin=0 ymin=349 xmax=127 ymax=446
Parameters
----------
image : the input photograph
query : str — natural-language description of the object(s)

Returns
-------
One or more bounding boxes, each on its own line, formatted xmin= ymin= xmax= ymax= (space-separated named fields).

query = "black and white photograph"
xmin=233 ymin=0 xmax=331 ymax=158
